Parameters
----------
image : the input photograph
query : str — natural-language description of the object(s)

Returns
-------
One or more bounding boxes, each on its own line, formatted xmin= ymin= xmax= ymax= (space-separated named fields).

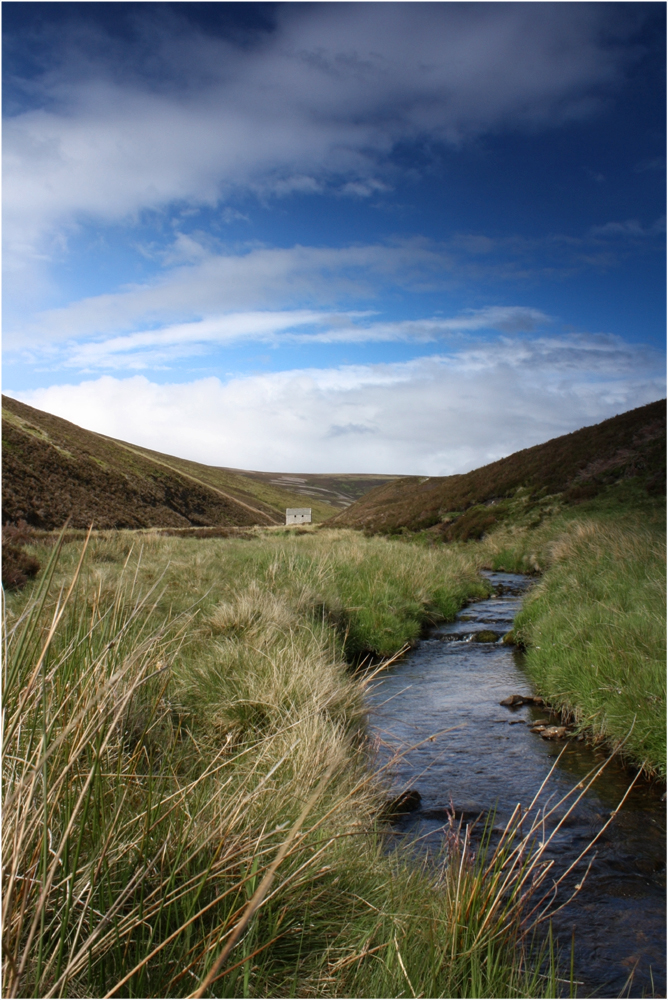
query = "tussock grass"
xmin=3 ymin=529 xmax=565 ymax=998
xmin=20 ymin=528 xmax=490 ymax=659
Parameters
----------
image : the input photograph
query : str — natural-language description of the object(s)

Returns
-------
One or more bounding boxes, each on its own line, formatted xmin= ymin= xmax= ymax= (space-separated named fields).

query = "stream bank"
xmin=369 ymin=572 xmax=666 ymax=998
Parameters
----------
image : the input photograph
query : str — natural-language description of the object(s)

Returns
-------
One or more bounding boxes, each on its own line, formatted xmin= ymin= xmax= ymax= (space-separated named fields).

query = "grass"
xmin=3 ymin=528 xmax=568 ymax=999
xmin=445 ymin=504 xmax=666 ymax=777
xmin=511 ymin=518 xmax=666 ymax=778
xmin=15 ymin=527 xmax=492 ymax=660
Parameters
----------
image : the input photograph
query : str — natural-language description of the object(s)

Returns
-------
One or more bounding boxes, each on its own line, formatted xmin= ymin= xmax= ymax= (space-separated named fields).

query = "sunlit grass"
xmin=3 ymin=529 xmax=564 ymax=998
xmin=512 ymin=519 xmax=666 ymax=777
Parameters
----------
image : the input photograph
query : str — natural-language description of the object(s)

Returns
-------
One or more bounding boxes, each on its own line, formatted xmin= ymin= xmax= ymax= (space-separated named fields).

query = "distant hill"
xmin=123 ymin=450 xmax=400 ymax=511
xmin=2 ymin=396 xmax=399 ymax=531
xmin=327 ymin=400 xmax=666 ymax=538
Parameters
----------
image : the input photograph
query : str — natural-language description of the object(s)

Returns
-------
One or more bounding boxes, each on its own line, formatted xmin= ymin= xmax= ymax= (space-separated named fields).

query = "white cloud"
xmin=11 ymin=333 xmax=664 ymax=475
xmin=340 ymin=179 xmax=392 ymax=199
xmin=4 ymin=3 xmax=640 ymax=282
xmin=9 ymin=303 xmax=551 ymax=372
xmin=6 ymin=224 xmax=559 ymax=353
xmin=4 ymin=241 xmax=431 ymax=346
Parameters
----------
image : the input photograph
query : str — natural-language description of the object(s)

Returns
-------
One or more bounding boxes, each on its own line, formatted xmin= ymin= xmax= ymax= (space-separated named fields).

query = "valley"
xmin=2 ymin=398 xmax=665 ymax=999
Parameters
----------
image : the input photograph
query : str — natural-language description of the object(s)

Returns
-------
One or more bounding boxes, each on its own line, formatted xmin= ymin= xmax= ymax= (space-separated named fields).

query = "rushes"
xmin=3 ymin=546 xmax=367 ymax=997
xmin=4 ymin=539 xmax=190 ymax=997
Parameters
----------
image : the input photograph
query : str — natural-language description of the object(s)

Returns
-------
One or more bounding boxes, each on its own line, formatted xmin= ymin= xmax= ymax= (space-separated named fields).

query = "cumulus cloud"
xmin=11 ymin=333 xmax=664 ymax=475
xmin=4 ymin=3 xmax=644 ymax=278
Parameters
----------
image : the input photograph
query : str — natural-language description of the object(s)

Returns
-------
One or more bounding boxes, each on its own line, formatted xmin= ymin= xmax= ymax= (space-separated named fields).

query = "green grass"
xmin=17 ymin=527 xmax=492 ymax=660
xmin=3 ymin=529 xmax=564 ymax=999
xmin=511 ymin=518 xmax=666 ymax=778
xmin=442 ymin=505 xmax=666 ymax=777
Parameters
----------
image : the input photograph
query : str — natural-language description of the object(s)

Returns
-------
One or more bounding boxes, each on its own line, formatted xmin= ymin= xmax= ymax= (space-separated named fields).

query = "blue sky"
xmin=3 ymin=2 xmax=665 ymax=474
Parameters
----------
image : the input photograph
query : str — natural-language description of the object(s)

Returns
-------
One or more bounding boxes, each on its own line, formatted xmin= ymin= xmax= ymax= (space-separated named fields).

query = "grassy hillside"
xmin=328 ymin=400 xmax=666 ymax=537
xmin=117 ymin=443 xmax=398 ymax=517
xmin=2 ymin=396 xmax=339 ymax=529
xmin=93 ymin=438 xmax=341 ymax=524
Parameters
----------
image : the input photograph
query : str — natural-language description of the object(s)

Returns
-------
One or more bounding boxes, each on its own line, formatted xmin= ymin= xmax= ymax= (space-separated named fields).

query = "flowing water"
xmin=368 ymin=572 xmax=666 ymax=998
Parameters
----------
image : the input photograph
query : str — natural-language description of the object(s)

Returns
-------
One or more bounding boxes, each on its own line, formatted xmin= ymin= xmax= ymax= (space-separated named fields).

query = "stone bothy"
xmin=285 ymin=508 xmax=312 ymax=525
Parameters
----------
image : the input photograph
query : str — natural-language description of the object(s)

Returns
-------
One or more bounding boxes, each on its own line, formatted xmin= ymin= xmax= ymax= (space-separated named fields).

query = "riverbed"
xmin=368 ymin=572 xmax=666 ymax=998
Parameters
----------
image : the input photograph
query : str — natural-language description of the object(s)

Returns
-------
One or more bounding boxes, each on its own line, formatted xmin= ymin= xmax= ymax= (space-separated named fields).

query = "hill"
xmin=2 ymin=396 xmax=331 ymax=529
xmin=327 ymin=400 xmax=666 ymax=538
xmin=121 ymin=447 xmax=399 ymax=511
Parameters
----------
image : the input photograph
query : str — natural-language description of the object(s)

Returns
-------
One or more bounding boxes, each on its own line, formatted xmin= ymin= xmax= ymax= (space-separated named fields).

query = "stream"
xmin=368 ymin=572 xmax=666 ymax=998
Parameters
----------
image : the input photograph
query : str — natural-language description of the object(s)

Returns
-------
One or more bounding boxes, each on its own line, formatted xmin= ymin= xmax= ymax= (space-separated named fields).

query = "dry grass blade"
xmin=188 ymin=759 xmax=338 ymax=999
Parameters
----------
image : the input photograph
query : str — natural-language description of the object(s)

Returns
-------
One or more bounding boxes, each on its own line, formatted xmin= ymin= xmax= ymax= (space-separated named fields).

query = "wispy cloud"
xmin=589 ymin=217 xmax=666 ymax=238
xmin=9 ymin=222 xmax=649 ymax=353
xmin=11 ymin=333 xmax=664 ymax=475
xmin=5 ymin=241 xmax=442 ymax=346
xmin=12 ymin=305 xmax=551 ymax=372
xmin=634 ymin=156 xmax=665 ymax=173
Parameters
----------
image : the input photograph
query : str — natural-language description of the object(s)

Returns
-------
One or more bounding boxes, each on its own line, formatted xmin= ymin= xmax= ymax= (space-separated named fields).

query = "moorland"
xmin=2 ymin=395 xmax=399 ymax=530
xmin=2 ymin=397 xmax=665 ymax=998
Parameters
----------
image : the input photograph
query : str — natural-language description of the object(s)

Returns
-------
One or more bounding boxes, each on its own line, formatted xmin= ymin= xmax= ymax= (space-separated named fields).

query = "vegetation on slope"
xmin=3 ymin=530 xmax=565 ymax=999
xmin=2 ymin=397 xmax=277 ymax=529
xmin=107 ymin=440 xmax=344 ymax=522
xmin=237 ymin=469 xmax=402 ymax=509
xmin=328 ymin=400 xmax=666 ymax=536
xmin=1 ymin=396 xmax=341 ymax=529
xmin=1 ymin=521 xmax=41 ymax=590
xmin=2 ymin=397 xmax=398 ymax=531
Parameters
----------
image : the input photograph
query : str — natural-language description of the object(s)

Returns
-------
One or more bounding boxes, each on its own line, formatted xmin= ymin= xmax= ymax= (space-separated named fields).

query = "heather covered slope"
xmin=328 ymin=400 xmax=666 ymax=537
xmin=3 ymin=396 xmax=338 ymax=529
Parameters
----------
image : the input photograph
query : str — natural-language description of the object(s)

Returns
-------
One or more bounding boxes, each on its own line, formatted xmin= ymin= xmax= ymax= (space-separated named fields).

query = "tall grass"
xmin=3 ymin=530 xmax=567 ymax=998
xmin=511 ymin=519 xmax=666 ymax=777
xmin=16 ymin=528 xmax=491 ymax=659
xmin=450 ymin=510 xmax=666 ymax=775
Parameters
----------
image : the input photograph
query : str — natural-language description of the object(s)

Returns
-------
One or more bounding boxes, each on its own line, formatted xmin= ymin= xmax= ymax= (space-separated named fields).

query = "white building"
xmin=285 ymin=508 xmax=312 ymax=525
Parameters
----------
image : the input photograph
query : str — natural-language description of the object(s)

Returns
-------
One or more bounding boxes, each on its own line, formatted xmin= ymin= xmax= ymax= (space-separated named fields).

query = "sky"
xmin=3 ymin=1 xmax=666 ymax=474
